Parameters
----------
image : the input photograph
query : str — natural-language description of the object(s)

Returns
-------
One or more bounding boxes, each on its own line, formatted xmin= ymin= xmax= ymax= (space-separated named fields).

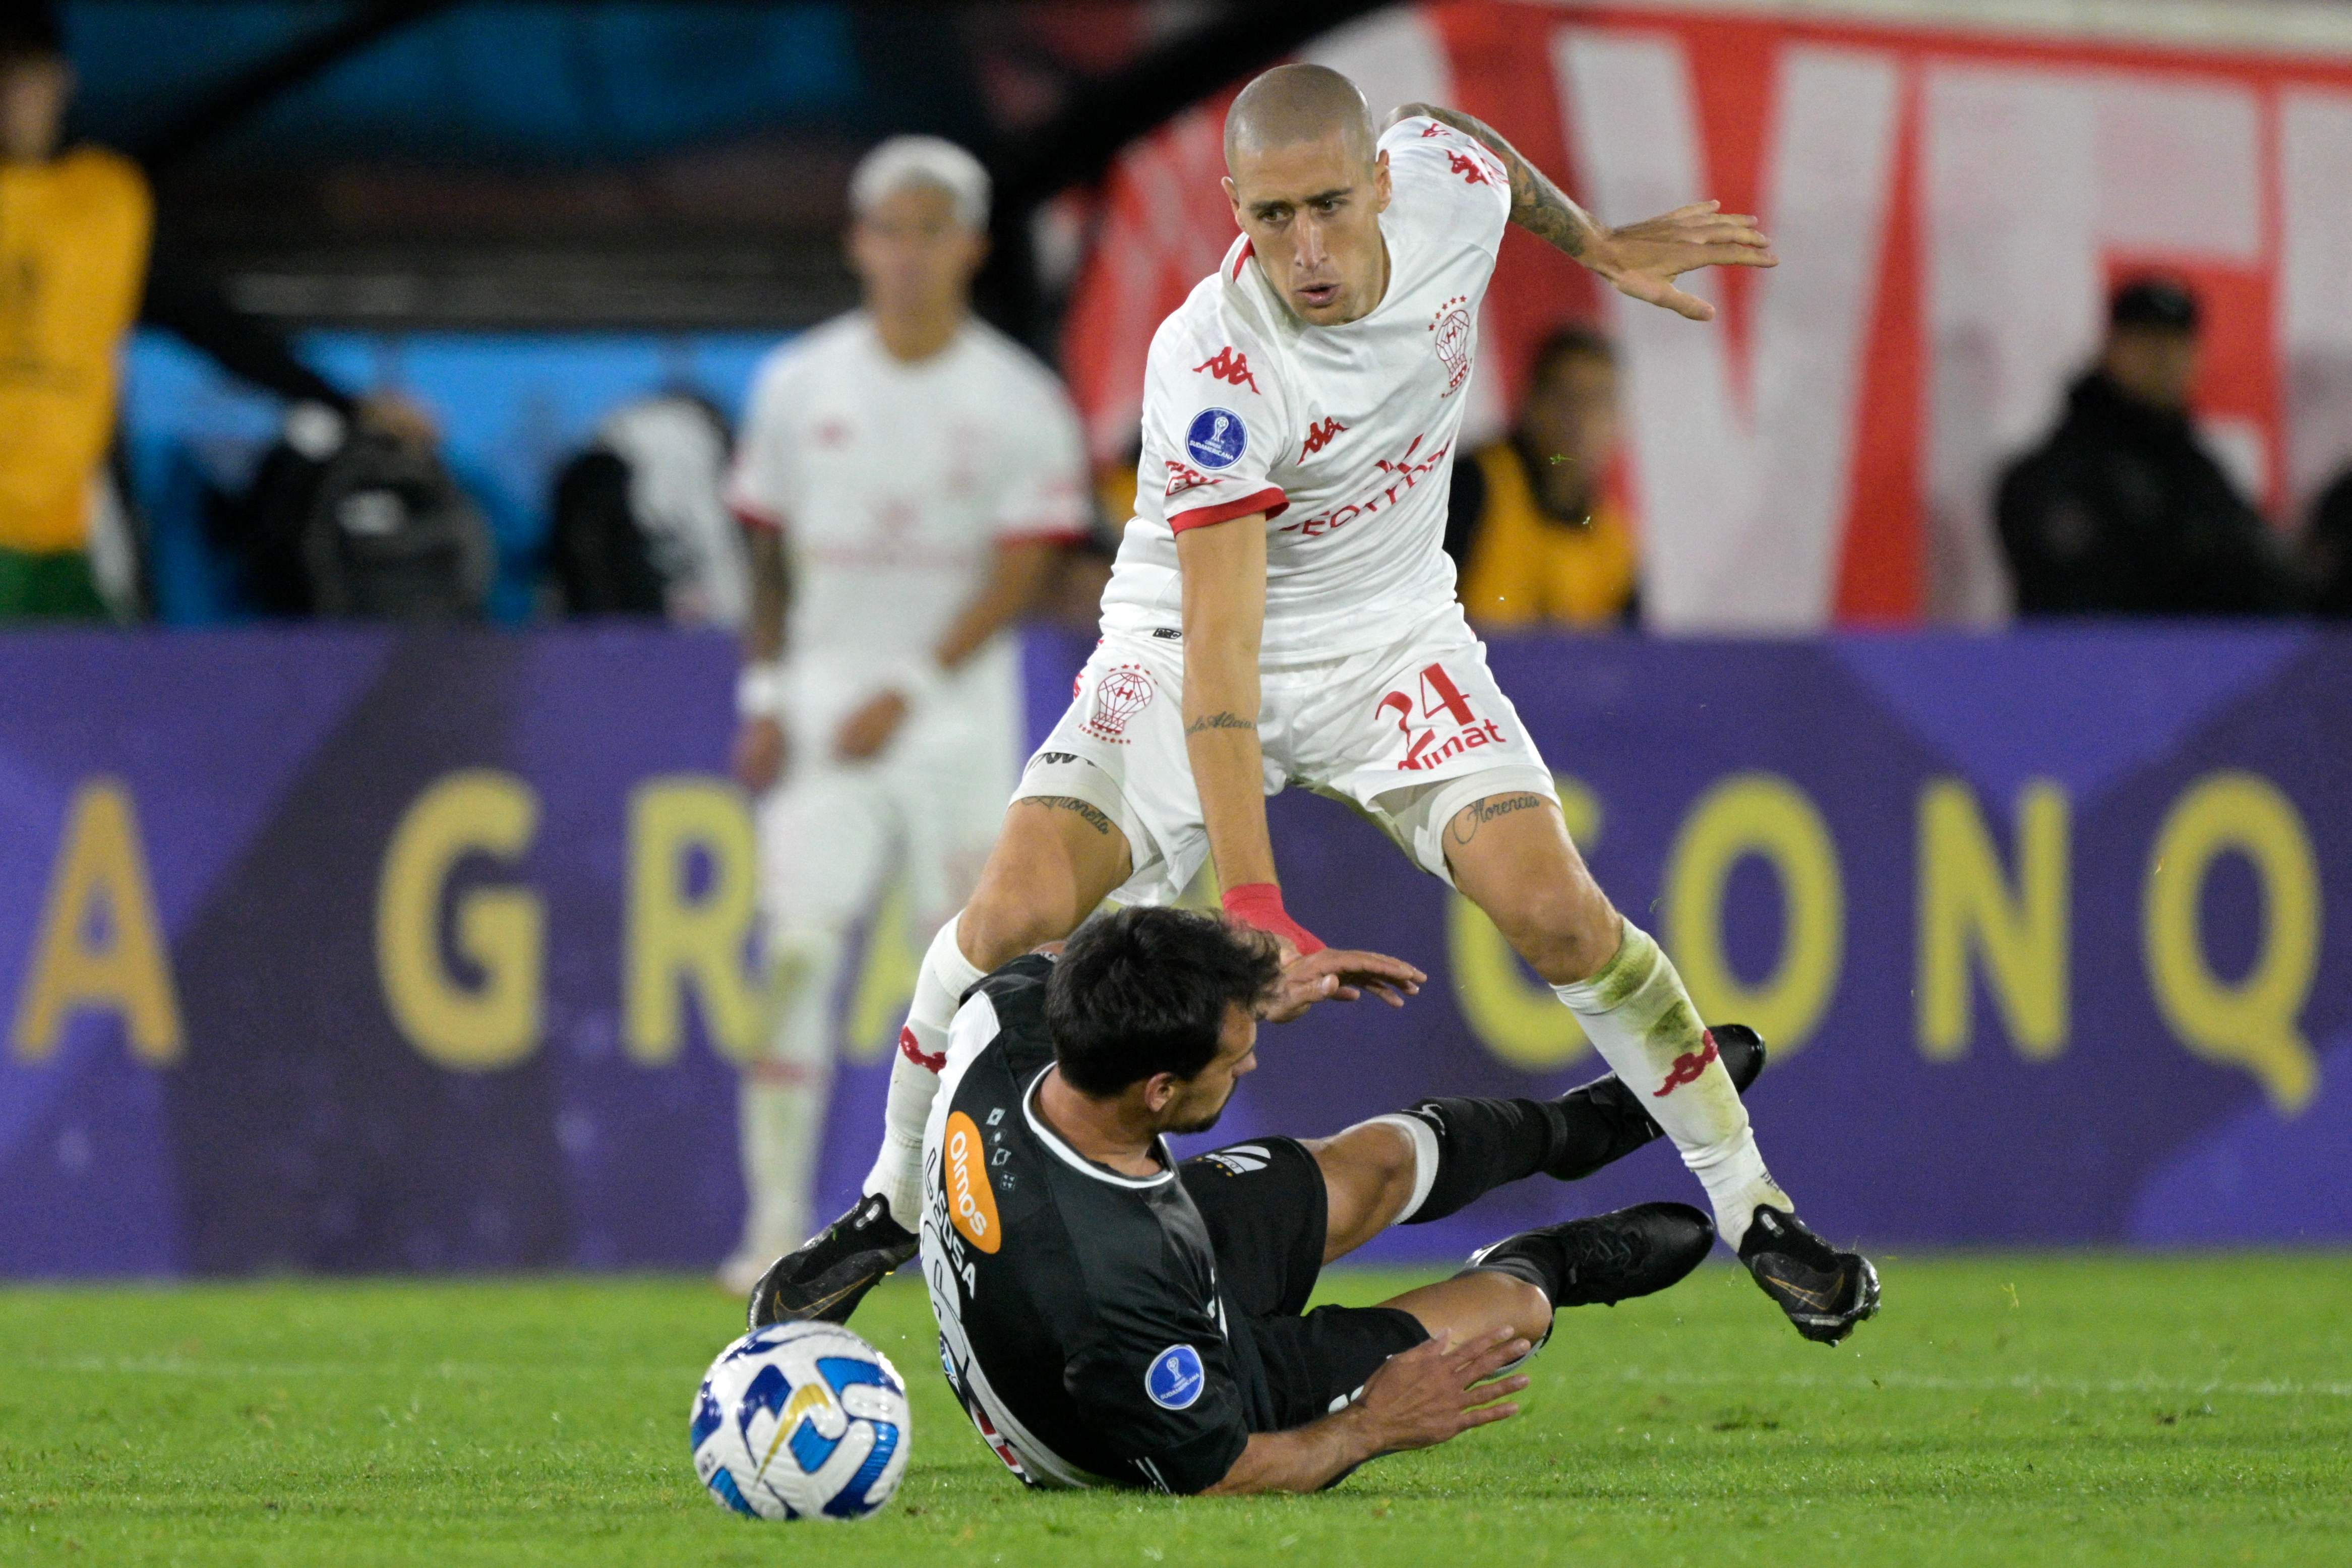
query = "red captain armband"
xmin=1220 ymin=883 xmax=1324 ymax=956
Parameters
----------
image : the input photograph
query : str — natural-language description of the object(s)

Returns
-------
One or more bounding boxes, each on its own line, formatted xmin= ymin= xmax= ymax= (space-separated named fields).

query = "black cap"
xmin=2110 ymin=276 xmax=2200 ymax=333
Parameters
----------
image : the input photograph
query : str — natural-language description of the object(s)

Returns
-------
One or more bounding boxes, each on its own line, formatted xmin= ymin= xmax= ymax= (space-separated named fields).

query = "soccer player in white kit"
xmin=718 ymin=136 xmax=1092 ymax=1293
xmin=751 ymin=68 xmax=1879 ymax=1344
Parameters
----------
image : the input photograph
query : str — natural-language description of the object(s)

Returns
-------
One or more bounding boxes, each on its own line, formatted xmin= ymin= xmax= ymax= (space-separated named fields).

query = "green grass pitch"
xmin=4 ymin=1254 xmax=2347 ymax=1566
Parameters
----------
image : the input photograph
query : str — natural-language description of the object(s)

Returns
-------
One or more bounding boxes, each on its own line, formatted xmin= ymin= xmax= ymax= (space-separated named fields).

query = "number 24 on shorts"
xmin=1378 ymin=663 xmax=1499 ymax=771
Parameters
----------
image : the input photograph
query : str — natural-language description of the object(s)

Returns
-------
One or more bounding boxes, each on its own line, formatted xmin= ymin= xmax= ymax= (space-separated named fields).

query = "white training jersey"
xmin=728 ymin=311 xmax=1091 ymax=752
xmin=1099 ymin=115 xmax=1513 ymax=666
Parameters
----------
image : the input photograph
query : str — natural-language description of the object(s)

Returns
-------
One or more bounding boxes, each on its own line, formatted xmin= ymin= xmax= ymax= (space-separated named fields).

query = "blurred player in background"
xmin=755 ymin=66 xmax=1877 ymax=1348
xmin=719 ymin=136 xmax=1092 ymax=1293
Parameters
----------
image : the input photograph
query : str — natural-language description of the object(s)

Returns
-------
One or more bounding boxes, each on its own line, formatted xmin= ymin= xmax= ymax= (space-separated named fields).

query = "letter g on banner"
xmin=376 ymin=770 xmax=544 ymax=1071
xmin=2143 ymin=771 xmax=2321 ymax=1115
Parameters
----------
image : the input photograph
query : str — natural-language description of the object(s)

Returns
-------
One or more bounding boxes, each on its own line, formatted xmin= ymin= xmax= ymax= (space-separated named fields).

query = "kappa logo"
xmin=1428 ymin=295 xmax=1474 ymax=395
xmin=1299 ymin=417 xmax=1347 ymax=459
xmin=1652 ymin=1033 xmax=1721 ymax=1099
xmin=1419 ymin=120 xmax=1448 ymax=137
xmin=1145 ymin=1344 xmax=1207 ymax=1411
xmin=898 ymin=1025 xmax=945 ymax=1074
xmin=1081 ymin=664 xmax=1155 ymax=743
xmin=1447 ymin=148 xmax=1497 ymax=186
xmin=1192 ymin=346 xmax=1261 ymax=393
xmin=1163 ymin=458 xmax=1213 ymax=498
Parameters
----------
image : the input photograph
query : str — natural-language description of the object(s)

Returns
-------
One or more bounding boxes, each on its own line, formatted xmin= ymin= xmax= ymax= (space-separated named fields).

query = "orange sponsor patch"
xmin=943 ymin=1110 xmax=1002 ymax=1254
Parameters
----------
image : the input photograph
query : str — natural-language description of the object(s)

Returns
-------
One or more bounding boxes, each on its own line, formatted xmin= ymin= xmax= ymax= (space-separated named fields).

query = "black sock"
xmin=1397 ymin=1097 xmax=1569 ymax=1224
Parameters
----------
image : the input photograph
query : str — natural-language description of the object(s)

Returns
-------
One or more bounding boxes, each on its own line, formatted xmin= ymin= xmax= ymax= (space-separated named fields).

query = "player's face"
xmin=849 ymin=184 xmax=987 ymax=326
xmin=1223 ymin=136 xmax=1394 ymax=327
xmin=0 ymin=56 xmax=72 ymax=162
xmin=1161 ymin=1004 xmax=1260 ymax=1135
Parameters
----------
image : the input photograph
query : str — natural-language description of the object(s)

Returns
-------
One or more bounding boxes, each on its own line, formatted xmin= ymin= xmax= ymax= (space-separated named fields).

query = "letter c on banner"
xmin=1449 ymin=775 xmax=1601 ymax=1070
xmin=376 ymin=770 xmax=544 ymax=1071
xmin=1664 ymin=773 xmax=1843 ymax=1054
xmin=2143 ymin=772 xmax=2320 ymax=1115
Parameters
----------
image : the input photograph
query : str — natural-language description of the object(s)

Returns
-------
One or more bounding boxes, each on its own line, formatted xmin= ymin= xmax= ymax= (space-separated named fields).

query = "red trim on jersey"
xmin=730 ymin=498 xmax=785 ymax=533
xmin=1230 ymin=240 xmax=1254 ymax=282
xmin=1168 ymin=487 xmax=1287 ymax=533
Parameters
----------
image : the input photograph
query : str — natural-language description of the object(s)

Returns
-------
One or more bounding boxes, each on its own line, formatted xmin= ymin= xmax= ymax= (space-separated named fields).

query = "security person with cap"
xmin=1997 ymin=276 xmax=2303 ymax=617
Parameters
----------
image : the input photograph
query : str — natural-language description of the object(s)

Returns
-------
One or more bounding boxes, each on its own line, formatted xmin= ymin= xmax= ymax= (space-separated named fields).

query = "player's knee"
xmin=1498 ymin=881 xmax=1620 ymax=986
xmin=956 ymin=885 xmax=1071 ymax=972
xmin=1496 ymin=1277 xmax=1553 ymax=1345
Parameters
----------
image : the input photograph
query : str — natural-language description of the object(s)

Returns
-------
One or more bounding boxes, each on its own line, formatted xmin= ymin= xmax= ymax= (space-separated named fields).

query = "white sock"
xmin=733 ymin=927 xmax=840 ymax=1263
xmin=1553 ymin=921 xmax=1790 ymax=1248
xmin=861 ymin=914 xmax=985 ymax=1227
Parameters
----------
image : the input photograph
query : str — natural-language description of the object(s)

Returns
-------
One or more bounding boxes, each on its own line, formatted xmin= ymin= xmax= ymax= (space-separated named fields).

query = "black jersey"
xmin=918 ymin=955 xmax=1254 ymax=1494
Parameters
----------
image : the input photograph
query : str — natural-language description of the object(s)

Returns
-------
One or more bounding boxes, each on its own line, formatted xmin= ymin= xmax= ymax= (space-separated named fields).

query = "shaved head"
xmin=1224 ymin=63 xmax=1375 ymax=172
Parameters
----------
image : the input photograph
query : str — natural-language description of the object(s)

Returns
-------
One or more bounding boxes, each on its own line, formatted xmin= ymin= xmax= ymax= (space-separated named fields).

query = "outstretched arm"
xmin=1388 ymin=102 xmax=1776 ymax=322
xmin=834 ymin=537 xmax=1062 ymax=760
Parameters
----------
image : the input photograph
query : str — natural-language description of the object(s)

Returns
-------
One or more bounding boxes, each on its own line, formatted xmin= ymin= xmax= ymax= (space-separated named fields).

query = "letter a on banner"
xmin=1557 ymin=33 xmax=1901 ymax=629
xmin=10 ymin=778 xmax=184 ymax=1065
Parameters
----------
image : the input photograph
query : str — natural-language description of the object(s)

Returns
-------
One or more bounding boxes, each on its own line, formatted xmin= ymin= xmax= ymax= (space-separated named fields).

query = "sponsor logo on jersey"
xmin=1184 ymin=407 xmax=1248 ymax=470
xmin=1150 ymin=627 xmax=1182 ymax=640
xmin=1428 ymin=295 xmax=1474 ymax=395
xmin=1163 ymin=458 xmax=1213 ymax=498
xmin=1081 ymin=664 xmax=1155 ymax=742
xmin=899 ymin=1024 xmax=946 ymax=1073
xmin=1652 ymin=1033 xmax=1721 ymax=1098
xmin=1035 ymin=751 xmax=1079 ymax=766
xmin=1145 ymin=1344 xmax=1207 ymax=1411
xmin=1299 ymin=417 xmax=1347 ymax=459
xmin=1447 ymin=148 xmax=1497 ymax=186
xmin=1279 ymin=434 xmax=1450 ymax=540
xmin=1199 ymin=1143 xmax=1271 ymax=1177
xmin=1192 ymin=346 xmax=1261 ymax=393
xmin=944 ymin=1110 xmax=1002 ymax=1253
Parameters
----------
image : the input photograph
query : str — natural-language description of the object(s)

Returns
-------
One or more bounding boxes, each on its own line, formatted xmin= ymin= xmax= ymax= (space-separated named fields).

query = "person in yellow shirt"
xmin=1444 ymin=325 xmax=1637 ymax=629
xmin=0 ymin=12 xmax=151 ymax=619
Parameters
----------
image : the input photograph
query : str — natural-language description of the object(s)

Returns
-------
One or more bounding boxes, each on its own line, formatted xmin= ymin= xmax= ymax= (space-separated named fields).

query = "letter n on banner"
xmin=1916 ymin=779 xmax=2069 ymax=1062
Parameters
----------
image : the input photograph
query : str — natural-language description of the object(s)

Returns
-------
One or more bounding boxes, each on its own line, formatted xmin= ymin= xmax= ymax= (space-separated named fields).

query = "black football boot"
xmin=1468 ymin=1200 xmax=1716 ymax=1309
xmin=745 ymin=1193 xmax=919 ymax=1331
xmin=1545 ymin=1024 xmax=1767 ymax=1181
xmin=1737 ymin=1205 xmax=1881 ymax=1345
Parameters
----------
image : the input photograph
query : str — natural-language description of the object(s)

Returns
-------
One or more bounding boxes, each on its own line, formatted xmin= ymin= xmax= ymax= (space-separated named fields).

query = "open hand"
xmin=834 ymin=690 xmax=910 ymax=762
xmin=1586 ymin=201 xmax=1776 ymax=322
xmin=1261 ymin=947 xmax=1425 ymax=1022
xmin=1355 ymin=1327 xmax=1531 ymax=1454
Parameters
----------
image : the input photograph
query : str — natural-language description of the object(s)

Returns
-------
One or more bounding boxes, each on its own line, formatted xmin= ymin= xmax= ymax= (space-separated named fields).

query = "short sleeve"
xmin=1380 ymin=116 xmax=1513 ymax=255
xmin=1063 ymin=1307 xmax=1251 ymax=1494
xmin=725 ymin=350 xmax=798 ymax=531
xmin=1137 ymin=301 xmax=1291 ymax=534
xmin=987 ymin=360 xmax=1093 ymax=546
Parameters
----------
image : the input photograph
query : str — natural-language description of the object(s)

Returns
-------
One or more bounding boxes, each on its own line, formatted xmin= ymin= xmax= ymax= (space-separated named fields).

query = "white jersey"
xmin=1099 ymin=116 xmax=1512 ymax=665
xmin=728 ymin=311 xmax=1091 ymax=752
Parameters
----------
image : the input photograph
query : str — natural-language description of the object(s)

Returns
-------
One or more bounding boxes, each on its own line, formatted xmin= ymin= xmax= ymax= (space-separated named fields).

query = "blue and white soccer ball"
xmin=690 ymin=1321 xmax=911 ymax=1521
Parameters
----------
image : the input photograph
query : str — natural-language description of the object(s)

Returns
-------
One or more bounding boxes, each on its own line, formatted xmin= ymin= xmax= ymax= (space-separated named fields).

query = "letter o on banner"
xmin=1664 ymin=773 xmax=1843 ymax=1054
xmin=2143 ymin=772 xmax=2320 ymax=1115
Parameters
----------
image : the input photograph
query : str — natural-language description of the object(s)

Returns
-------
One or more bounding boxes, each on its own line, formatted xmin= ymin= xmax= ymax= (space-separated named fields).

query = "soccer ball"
xmin=690 ymin=1321 xmax=911 ymax=1521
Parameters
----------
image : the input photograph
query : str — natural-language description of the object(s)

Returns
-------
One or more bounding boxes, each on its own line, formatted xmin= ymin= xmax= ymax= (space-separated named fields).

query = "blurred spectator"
xmin=1998 ymin=278 xmax=2303 ymax=617
xmin=0 ymin=9 xmax=151 ymax=620
xmin=213 ymin=395 xmax=494 ymax=620
xmin=2303 ymin=467 xmax=2352 ymax=618
xmin=548 ymin=391 xmax=747 ymax=625
xmin=1444 ymin=326 xmax=1637 ymax=629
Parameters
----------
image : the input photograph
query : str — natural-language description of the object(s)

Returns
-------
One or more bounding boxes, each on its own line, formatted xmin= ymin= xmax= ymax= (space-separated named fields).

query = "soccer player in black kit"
xmin=916 ymin=907 xmax=1843 ymax=1495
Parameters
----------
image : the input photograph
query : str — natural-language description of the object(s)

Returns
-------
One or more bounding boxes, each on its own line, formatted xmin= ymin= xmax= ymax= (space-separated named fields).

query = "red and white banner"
xmin=1061 ymin=2 xmax=2352 ymax=626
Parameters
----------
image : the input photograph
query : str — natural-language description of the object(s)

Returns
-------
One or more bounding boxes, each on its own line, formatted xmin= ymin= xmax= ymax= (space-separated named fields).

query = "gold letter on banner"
xmin=1664 ymin=773 xmax=1843 ymax=1054
xmin=1449 ymin=776 xmax=1601 ymax=1071
xmin=10 ymin=778 xmax=184 ymax=1064
xmin=2143 ymin=772 xmax=2320 ymax=1114
xmin=625 ymin=777 xmax=761 ymax=1064
xmin=376 ymin=770 xmax=544 ymax=1071
xmin=1917 ymin=779 xmax=2070 ymax=1062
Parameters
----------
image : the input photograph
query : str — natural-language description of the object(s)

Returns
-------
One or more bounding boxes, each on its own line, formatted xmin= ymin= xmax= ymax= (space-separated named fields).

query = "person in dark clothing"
xmin=2302 ymin=468 xmax=2352 ymax=618
xmin=1997 ymin=277 xmax=2303 ymax=616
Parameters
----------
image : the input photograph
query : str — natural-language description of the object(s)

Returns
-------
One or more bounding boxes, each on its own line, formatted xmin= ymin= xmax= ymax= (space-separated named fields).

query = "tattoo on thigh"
xmin=1446 ymin=793 xmax=1547 ymax=847
xmin=1030 ymin=796 xmax=1113 ymax=835
xmin=1185 ymin=711 xmax=1256 ymax=736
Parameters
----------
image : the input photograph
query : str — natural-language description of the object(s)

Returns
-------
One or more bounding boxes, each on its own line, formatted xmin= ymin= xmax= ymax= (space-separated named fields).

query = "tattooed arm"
xmin=1387 ymin=102 xmax=1777 ymax=323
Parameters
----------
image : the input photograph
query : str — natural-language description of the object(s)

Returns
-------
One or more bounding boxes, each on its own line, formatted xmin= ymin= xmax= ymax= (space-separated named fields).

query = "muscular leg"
xmin=859 ymin=797 xmax=1134 ymax=1223
xmin=1442 ymin=792 xmax=1790 ymax=1249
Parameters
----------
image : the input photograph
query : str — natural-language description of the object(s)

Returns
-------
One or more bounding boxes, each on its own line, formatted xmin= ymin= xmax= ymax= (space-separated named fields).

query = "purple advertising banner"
xmin=2 ymin=624 xmax=2348 ymax=1279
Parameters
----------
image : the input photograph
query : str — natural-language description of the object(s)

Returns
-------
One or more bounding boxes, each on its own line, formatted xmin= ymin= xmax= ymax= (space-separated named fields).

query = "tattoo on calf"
xmin=1030 ymin=796 xmax=1113 ymax=836
xmin=1185 ymin=711 xmax=1256 ymax=736
xmin=1446 ymin=793 xmax=1547 ymax=847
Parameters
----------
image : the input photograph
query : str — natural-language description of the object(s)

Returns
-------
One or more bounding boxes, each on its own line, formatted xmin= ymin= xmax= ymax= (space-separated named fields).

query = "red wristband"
xmin=1220 ymin=882 xmax=1324 ymax=956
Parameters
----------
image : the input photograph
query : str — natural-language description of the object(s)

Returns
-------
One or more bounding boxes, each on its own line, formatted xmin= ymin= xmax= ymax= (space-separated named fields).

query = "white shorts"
xmin=1014 ymin=605 xmax=1554 ymax=906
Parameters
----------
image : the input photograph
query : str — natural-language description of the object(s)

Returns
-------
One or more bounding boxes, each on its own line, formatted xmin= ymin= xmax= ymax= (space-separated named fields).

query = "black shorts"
xmin=1179 ymin=1136 xmax=1429 ymax=1433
